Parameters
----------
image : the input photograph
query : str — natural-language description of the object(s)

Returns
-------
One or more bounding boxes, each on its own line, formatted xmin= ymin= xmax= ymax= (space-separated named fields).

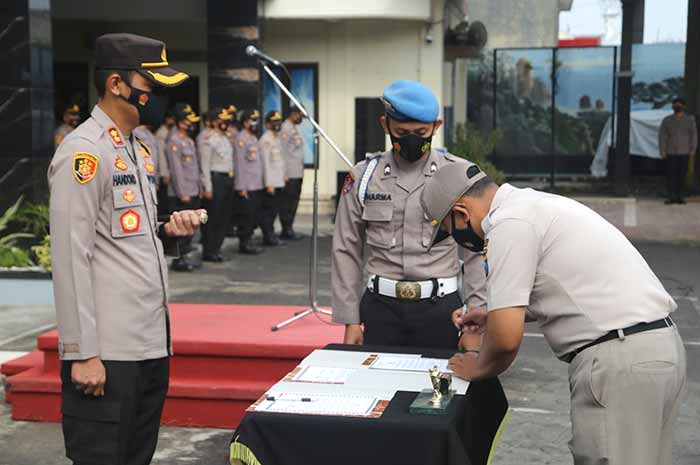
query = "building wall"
xmin=261 ymin=0 xmax=431 ymax=20
xmin=467 ymin=0 xmax=561 ymax=48
xmin=262 ymin=5 xmax=445 ymax=212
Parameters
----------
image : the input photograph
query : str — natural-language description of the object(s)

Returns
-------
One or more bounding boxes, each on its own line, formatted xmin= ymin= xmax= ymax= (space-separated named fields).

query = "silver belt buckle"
xmin=396 ymin=281 xmax=421 ymax=301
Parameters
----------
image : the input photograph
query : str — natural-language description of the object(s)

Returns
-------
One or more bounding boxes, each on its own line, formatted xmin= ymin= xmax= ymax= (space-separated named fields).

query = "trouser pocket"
xmin=62 ymin=394 xmax=121 ymax=464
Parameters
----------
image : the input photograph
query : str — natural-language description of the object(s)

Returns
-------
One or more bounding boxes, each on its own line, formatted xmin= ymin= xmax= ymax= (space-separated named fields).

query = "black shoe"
xmin=202 ymin=253 xmax=226 ymax=262
xmin=172 ymin=259 xmax=194 ymax=272
xmin=678 ymin=198 xmax=687 ymax=204
xmin=665 ymin=199 xmax=675 ymax=205
xmin=239 ymin=242 xmax=263 ymax=255
xmin=263 ymin=236 xmax=285 ymax=246
xmin=280 ymin=230 xmax=304 ymax=241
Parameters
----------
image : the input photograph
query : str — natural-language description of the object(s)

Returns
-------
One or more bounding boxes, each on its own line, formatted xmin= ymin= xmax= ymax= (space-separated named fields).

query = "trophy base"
xmin=409 ymin=389 xmax=455 ymax=415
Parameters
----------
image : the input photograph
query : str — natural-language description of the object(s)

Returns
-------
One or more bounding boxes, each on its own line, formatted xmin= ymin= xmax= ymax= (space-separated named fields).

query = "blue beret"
xmin=381 ymin=80 xmax=439 ymax=123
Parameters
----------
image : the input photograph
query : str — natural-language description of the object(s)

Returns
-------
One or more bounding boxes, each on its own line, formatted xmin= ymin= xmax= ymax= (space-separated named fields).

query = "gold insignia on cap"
xmin=145 ymin=70 xmax=189 ymax=86
xmin=185 ymin=112 xmax=201 ymax=123
xmin=141 ymin=46 xmax=169 ymax=69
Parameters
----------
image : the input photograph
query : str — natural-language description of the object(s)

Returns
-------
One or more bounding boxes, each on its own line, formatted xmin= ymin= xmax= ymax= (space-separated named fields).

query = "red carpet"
xmin=2 ymin=304 xmax=344 ymax=428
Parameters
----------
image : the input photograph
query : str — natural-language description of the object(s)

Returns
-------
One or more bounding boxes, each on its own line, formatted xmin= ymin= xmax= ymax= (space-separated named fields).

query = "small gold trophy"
xmin=410 ymin=366 xmax=455 ymax=415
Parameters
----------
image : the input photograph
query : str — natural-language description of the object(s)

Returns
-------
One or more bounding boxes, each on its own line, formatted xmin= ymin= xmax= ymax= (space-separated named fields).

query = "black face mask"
xmin=673 ymin=104 xmax=684 ymax=114
xmin=124 ymin=86 xmax=167 ymax=127
xmin=272 ymin=123 xmax=282 ymax=132
xmin=388 ymin=118 xmax=434 ymax=162
xmin=451 ymin=211 xmax=484 ymax=253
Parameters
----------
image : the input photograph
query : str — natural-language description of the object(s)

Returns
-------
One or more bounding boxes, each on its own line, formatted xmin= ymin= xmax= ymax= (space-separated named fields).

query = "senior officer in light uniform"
xmin=200 ymin=107 xmax=235 ymax=261
xmin=49 ymin=33 xmax=207 ymax=465
xmin=421 ymin=165 xmax=687 ymax=465
xmin=259 ymin=110 xmax=286 ymax=246
xmin=332 ymin=80 xmax=486 ymax=349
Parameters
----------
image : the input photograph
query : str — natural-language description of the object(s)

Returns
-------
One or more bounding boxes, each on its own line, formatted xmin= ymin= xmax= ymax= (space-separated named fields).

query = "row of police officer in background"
xmin=56 ymin=100 xmax=307 ymax=271
xmin=131 ymin=101 xmax=308 ymax=271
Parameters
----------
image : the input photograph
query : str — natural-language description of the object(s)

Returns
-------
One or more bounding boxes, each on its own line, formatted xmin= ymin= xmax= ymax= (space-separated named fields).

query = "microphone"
xmin=245 ymin=45 xmax=282 ymax=66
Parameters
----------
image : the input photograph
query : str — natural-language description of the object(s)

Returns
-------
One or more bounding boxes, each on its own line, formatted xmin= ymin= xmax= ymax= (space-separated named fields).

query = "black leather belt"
xmin=565 ymin=317 xmax=674 ymax=363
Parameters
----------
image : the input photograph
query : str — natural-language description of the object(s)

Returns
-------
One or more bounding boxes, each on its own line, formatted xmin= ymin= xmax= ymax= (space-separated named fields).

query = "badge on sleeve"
xmin=120 ymin=210 xmax=141 ymax=233
xmin=114 ymin=155 xmax=128 ymax=171
xmin=341 ymin=173 xmax=355 ymax=195
xmin=108 ymin=127 xmax=124 ymax=146
xmin=144 ymin=161 xmax=155 ymax=174
xmin=73 ymin=152 xmax=99 ymax=184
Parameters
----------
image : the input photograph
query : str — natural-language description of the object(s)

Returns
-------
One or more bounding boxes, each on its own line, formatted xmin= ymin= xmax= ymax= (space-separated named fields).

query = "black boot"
xmin=239 ymin=240 xmax=263 ymax=255
xmin=172 ymin=258 xmax=194 ymax=272
xmin=202 ymin=253 xmax=227 ymax=262
xmin=263 ymin=235 xmax=285 ymax=246
xmin=280 ymin=230 xmax=304 ymax=241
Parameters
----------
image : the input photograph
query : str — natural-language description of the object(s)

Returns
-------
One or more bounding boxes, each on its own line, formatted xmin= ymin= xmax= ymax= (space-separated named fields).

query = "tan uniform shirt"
xmin=48 ymin=105 xmax=172 ymax=361
xmin=200 ymin=130 xmax=235 ymax=192
xmin=659 ymin=113 xmax=697 ymax=156
xmin=332 ymin=149 xmax=487 ymax=325
xmin=166 ymin=130 xmax=201 ymax=198
xmin=482 ymin=184 xmax=677 ymax=360
xmin=196 ymin=127 xmax=214 ymax=191
xmin=280 ymin=120 xmax=305 ymax=179
xmin=260 ymin=131 xmax=286 ymax=189
xmin=54 ymin=123 xmax=74 ymax=147
xmin=133 ymin=126 xmax=163 ymax=185
xmin=155 ymin=124 xmax=173 ymax=179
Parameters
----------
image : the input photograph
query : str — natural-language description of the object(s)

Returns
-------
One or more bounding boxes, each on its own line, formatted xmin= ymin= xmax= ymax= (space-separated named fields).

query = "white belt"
xmin=367 ymin=275 xmax=459 ymax=301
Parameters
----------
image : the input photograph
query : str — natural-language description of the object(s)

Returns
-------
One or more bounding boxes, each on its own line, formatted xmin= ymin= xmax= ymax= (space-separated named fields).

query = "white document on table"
xmin=254 ymin=392 xmax=379 ymax=416
xmin=369 ymin=355 xmax=453 ymax=373
xmin=345 ymin=368 xmax=469 ymax=395
xmin=290 ymin=366 xmax=356 ymax=384
xmin=300 ymin=349 xmax=420 ymax=369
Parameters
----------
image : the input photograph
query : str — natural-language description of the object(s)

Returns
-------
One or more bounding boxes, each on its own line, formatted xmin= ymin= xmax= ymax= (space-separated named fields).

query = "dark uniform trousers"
xmin=234 ymin=189 xmax=264 ymax=242
xmin=61 ymin=357 xmax=169 ymax=465
xmin=666 ymin=154 xmax=690 ymax=201
xmin=169 ymin=197 xmax=202 ymax=255
xmin=359 ymin=290 xmax=461 ymax=349
xmin=202 ymin=172 xmax=234 ymax=256
xmin=156 ymin=181 xmax=170 ymax=217
xmin=279 ymin=178 xmax=302 ymax=234
xmin=260 ymin=188 xmax=283 ymax=240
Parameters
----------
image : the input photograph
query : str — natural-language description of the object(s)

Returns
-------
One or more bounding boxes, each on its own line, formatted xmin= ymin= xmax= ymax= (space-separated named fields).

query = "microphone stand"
xmin=255 ymin=59 xmax=353 ymax=331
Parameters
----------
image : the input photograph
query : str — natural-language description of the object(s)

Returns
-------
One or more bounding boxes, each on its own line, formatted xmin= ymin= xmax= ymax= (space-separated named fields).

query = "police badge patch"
xmin=120 ymin=210 xmax=141 ymax=233
xmin=73 ymin=152 xmax=99 ymax=184
xmin=114 ymin=155 xmax=128 ymax=171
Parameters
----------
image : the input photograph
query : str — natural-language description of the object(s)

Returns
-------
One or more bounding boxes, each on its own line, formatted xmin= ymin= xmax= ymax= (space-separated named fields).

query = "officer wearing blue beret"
xmin=331 ymin=80 xmax=487 ymax=350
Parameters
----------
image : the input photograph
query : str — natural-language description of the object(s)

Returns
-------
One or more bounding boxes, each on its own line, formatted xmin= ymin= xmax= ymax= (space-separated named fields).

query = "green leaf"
xmin=0 ymin=232 xmax=34 ymax=246
xmin=0 ymin=245 xmax=33 ymax=267
xmin=0 ymin=196 xmax=24 ymax=233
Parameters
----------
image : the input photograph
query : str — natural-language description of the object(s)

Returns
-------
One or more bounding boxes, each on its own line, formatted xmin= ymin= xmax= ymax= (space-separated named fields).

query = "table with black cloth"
xmin=230 ymin=344 xmax=509 ymax=465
